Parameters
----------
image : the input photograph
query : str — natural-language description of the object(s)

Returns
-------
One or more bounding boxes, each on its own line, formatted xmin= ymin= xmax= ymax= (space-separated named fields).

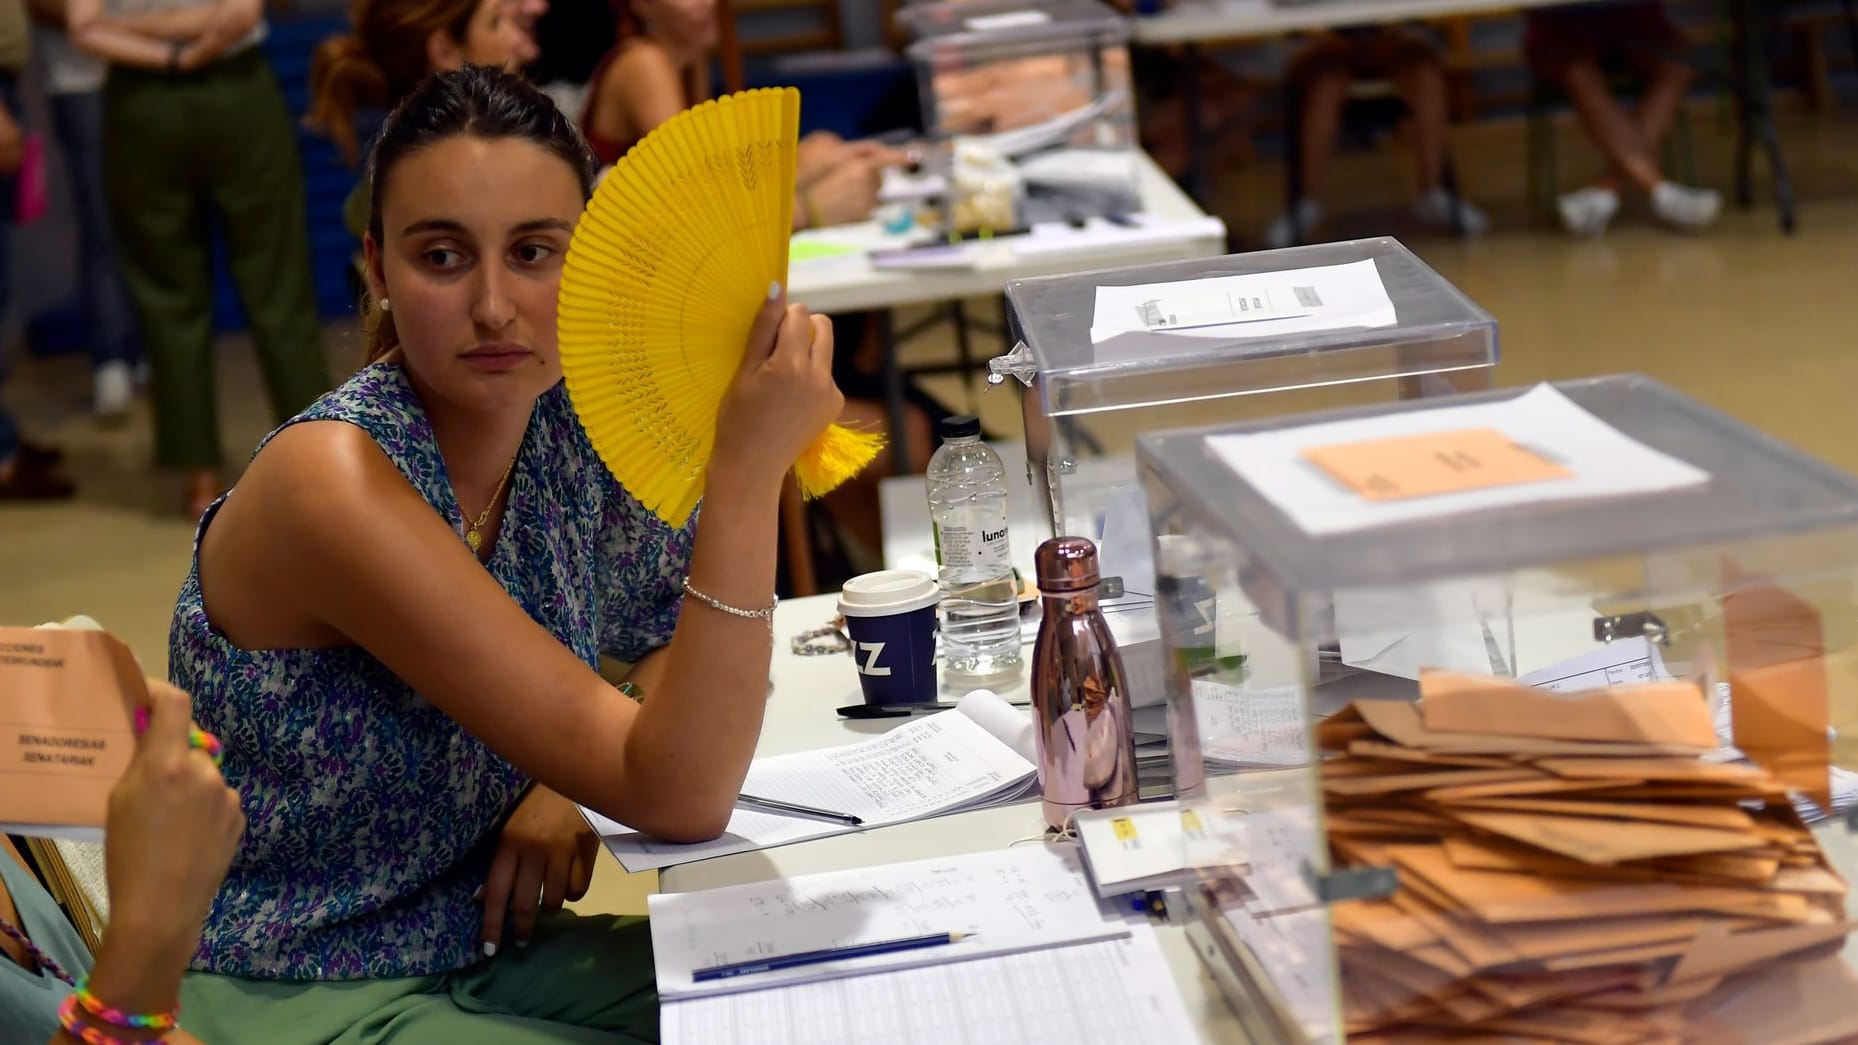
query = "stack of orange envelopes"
xmin=1319 ymin=670 xmax=1858 ymax=1044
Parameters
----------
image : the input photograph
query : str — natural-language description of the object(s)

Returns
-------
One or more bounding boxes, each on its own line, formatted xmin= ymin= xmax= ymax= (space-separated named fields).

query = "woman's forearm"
xmin=616 ymin=467 xmax=783 ymax=840
xmin=70 ymin=23 xmax=182 ymax=67
xmin=105 ymin=5 xmax=219 ymax=41
xmin=47 ymin=918 xmax=194 ymax=1044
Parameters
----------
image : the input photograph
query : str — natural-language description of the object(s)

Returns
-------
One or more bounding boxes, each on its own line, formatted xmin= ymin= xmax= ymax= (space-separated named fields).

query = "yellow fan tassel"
xmin=795 ymin=424 xmax=886 ymax=499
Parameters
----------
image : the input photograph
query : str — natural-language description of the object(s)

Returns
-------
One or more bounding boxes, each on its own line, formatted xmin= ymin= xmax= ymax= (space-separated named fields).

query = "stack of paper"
xmin=1318 ymin=671 xmax=1857 ymax=1044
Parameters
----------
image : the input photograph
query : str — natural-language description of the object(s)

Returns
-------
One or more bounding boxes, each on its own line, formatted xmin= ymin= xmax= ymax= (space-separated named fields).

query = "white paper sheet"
xmin=1193 ymin=681 xmax=1308 ymax=767
xmin=660 ymin=922 xmax=1196 ymax=1045
xmin=1336 ymin=582 xmax=1511 ymax=682
xmin=1206 ymin=384 xmax=1711 ymax=536
xmin=1088 ymin=258 xmax=1396 ymax=357
xmin=591 ymin=706 xmax=1036 ymax=871
xmin=649 ymin=845 xmax=1124 ymax=999
xmin=1517 ymin=635 xmax=1674 ymax=692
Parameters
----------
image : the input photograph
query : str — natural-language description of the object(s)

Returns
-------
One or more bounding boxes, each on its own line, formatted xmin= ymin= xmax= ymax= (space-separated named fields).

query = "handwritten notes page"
xmin=660 ymin=922 xmax=1197 ymax=1045
xmin=592 ymin=705 xmax=1037 ymax=872
xmin=649 ymin=845 xmax=1125 ymax=999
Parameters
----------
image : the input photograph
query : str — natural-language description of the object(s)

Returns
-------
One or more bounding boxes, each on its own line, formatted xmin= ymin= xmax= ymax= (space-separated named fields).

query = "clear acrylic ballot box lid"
xmin=1136 ymin=373 xmax=1858 ymax=1044
xmin=991 ymin=237 xmax=1497 ymax=602
xmin=901 ymin=0 xmax=1137 ymax=220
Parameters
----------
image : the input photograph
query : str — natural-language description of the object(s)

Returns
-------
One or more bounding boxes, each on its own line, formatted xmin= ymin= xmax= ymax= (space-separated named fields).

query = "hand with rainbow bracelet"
xmin=51 ymin=681 xmax=243 ymax=1045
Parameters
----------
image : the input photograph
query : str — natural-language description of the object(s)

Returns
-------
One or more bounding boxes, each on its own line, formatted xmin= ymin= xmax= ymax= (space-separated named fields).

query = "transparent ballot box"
xmin=901 ymin=0 xmax=1138 ymax=226
xmin=992 ymin=237 xmax=1497 ymax=604
xmin=1137 ymin=374 xmax=1858 ymax=1044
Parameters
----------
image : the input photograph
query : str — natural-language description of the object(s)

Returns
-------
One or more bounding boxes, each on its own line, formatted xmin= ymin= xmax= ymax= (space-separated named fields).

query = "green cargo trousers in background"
xmin=104 ymin=47 xmax=330 ymax=470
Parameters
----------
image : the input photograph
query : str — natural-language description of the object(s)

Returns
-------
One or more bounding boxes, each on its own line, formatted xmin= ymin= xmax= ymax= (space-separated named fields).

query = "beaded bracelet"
xmin=75 ymin=975 xmax=179 ymax=1031
xmin=131 ymin=707 xmax=225 ymax=768
xmin=58 ymin=994 xmax=148 ymax=1045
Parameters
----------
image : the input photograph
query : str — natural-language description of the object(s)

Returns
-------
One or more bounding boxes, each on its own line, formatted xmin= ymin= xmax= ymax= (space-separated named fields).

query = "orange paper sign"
xmin=1301 ymin=427 xmax=1571 ymax=502
xmin=0 ymin=626 xmax=143 ymax=831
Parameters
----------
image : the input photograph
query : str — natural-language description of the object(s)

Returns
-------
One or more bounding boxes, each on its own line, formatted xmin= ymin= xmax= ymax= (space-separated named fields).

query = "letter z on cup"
xmin=839 ymin=570 xmax=940 ymax=709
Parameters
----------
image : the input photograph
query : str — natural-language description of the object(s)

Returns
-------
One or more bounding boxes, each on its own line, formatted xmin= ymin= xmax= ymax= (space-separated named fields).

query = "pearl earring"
xmin=379 ymin=298 xmax=391 ymax=313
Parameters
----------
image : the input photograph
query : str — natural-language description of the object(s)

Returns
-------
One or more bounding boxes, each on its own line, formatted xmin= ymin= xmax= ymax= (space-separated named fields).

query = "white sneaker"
xmin=94 ymin=361 xmax=133 ymax=420
xmin=1652 ymin=181 xmax=1723 ymax=231
xmin=1412 ymin=187 xmax=1490 ymax=238
xmin=1557 ymin=186 xmax=1620 ymax=237
xmin=1263 ymin=198 xmax=1324 ymax=250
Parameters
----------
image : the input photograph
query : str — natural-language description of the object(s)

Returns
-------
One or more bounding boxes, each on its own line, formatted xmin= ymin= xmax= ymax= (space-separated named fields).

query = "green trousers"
xmin=178 ymin=913 xmax=659 ymax=1044
xmin=103 ymin=49 xmax=330 ymax=469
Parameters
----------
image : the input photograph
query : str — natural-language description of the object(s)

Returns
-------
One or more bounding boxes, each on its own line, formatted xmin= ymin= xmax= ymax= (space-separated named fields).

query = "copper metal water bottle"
xmin=1031 ymin=537 xmax=1139 ymax=830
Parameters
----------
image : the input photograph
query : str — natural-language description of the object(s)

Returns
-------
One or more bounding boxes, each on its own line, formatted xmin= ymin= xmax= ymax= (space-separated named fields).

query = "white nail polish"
xmin=767 ymin=280 xmax=781 ymax=301
xmin=483 ymin=941 xmax=498 ymax=958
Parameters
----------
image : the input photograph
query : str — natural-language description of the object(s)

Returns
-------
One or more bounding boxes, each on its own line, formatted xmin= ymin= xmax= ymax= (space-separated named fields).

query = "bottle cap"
xmin=939 ymin=415 xmax=981 ymax=441
xmin=1035 ymin=536 xmax=1099 ymax=594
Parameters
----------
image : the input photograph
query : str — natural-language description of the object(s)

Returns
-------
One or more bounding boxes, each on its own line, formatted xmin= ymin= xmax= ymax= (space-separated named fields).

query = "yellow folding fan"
xmin=558 ymin=87 xmax=883 ymax=526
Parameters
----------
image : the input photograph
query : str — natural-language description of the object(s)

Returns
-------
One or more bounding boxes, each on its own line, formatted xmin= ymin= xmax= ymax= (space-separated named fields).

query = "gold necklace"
xmin=463 ymin=452 xmax=519 ymax=553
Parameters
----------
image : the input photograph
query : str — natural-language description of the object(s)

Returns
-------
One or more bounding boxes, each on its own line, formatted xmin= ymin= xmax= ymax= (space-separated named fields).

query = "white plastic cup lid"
xmin=839 ymin=570 xmax=940 ymax=618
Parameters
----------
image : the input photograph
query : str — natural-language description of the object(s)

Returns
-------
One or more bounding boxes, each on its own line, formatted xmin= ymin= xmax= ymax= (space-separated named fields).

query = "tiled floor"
xmin=4 ymin=105 xmax=1856 ymax=917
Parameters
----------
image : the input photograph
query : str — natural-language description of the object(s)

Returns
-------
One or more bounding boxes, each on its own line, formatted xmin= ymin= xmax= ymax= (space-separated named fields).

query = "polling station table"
xmin=784 ymin=150 xmax=1226 ymax=474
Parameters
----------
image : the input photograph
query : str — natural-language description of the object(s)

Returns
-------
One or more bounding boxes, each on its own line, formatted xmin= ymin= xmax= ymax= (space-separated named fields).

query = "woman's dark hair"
xmin=363 ymin=66 xmax=599 ymax=361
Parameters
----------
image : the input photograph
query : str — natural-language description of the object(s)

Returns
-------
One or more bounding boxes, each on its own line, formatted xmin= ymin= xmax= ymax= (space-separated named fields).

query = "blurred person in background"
xmin=1265 ymin=25 xmax=1488 ymax=248
xmin=28 ymin=0 xmax=143 ymax=419
xmin=0 ymin=0 xmax=75 ymax=500
xmin=580 ymin=0 xmax=930 ymax=567
xmin=502 ymin=0 xmax=539 ymax=64
xmin=1525 ymin=1 xmax=1719 ymax=236
xmin=307 ymin=0 xmax=525 ymax=238
xmin=69 ymin=0 xmax=331 ymax=520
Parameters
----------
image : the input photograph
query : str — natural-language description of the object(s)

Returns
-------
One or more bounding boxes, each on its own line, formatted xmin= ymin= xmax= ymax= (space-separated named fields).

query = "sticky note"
xmin=1301 ymin=428 xmax=1571 ymax=502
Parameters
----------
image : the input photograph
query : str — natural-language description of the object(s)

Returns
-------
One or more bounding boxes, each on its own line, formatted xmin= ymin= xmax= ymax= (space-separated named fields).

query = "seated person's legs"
xmin=1373 ymin=28 xmax=1489 ymax=236
xmin=1264 ymin=35 xmax=1353 ymax=247
xmin=1525 ymin=3 xmax=1717 ymax=234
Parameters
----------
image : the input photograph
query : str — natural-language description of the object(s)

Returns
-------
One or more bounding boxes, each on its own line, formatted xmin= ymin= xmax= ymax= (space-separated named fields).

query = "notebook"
xmin=660 ymin=921 xmax=1198 ymax=1045
xmin=586 ymin=690 xmax=1039 ymax=872
xmin=650 ymin=845 xmax=1125 ymax=1000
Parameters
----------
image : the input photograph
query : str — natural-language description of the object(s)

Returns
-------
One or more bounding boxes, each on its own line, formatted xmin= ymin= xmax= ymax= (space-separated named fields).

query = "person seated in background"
xmin=579 ymin=0 xmax=889 ymax=228
xmin=307 ymin=0 xmax=525 ymax=238
xmin=171 ymin=67 xmax=839 ymax=1041
xmin=1265 ymin=25 xmax=1489 ymax=249
xmin=1525 ymin=0 xmax=1719 ymax=236
xmin=581 ymin=0 xmax=940 ymax=568
xmin=0 ymin=681 xmax=242 ymax=1044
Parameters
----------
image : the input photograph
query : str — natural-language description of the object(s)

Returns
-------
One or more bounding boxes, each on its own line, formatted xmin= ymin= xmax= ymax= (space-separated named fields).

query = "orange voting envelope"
xmin=0 ymin=625 xmax=144 ymax=832
xmin=1301 ymin=427 xmax=1571 ymax=502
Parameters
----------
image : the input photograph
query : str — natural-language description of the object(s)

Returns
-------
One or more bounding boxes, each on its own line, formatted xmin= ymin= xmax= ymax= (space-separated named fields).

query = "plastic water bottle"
xmin=927 ymin=416 xmax=1024 ymax=683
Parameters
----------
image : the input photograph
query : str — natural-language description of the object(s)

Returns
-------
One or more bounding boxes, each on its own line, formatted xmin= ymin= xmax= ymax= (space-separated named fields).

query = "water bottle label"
xmin=934 ymin=518 xmax=1011 ymax=569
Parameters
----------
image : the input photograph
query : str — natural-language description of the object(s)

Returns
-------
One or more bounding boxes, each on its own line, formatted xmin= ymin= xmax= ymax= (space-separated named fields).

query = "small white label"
xmin=934 ymin=518 xmax=1012 ymax=570
xmin=1134 ymin=284 xmax=1314 ymax=331
xmin=964 ymin=10 xmax=1051 ymax=31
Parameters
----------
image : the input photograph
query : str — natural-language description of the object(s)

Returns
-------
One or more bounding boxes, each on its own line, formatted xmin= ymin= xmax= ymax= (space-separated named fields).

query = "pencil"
xmin=692 ymin=931 xmax=975 ymax=982
xmin=735 ymin=793 xmax=864 ymax=826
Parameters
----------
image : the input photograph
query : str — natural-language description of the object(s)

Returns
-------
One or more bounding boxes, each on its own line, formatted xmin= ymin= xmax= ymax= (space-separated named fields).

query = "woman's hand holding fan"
xmin=710 ymin=287 xmax=842 ymax=494
xmin=558 ymin=87 xmax=884 ymax=526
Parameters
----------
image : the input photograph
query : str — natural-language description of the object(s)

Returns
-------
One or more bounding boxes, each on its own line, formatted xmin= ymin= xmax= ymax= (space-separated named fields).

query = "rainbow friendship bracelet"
xmin=74 ymin=977 xmax=180 ymax=1030
xmin=131 ymin=707 xmax=224 ymax=769
xmin=58 ymin=992 xmax=179 ymax=1045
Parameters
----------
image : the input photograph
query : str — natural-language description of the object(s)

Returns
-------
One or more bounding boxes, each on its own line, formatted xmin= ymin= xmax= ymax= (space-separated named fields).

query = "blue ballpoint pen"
xmin=692 ymin=931 xmax=976 ymax=982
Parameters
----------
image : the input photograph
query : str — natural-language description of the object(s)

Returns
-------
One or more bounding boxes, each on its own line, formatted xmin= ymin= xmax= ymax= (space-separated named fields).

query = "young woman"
xmin=0 ymin=682 xmax=244 ymax=1045
xmin=308 ymin=0 xmax=525 ymax=237
xmin=172 ymin=67 xmax=840 ymax=1040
